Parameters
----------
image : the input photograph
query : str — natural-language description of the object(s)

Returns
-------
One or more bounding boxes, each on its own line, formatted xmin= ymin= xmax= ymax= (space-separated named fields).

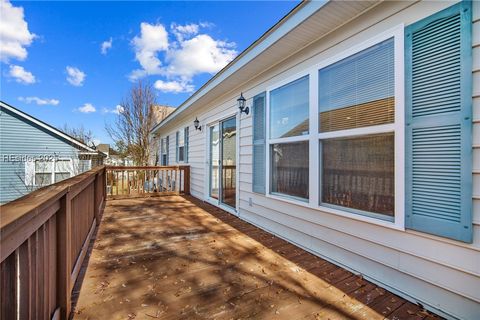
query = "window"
xmin=35 ymin=160 xmax=53 ymax=186
xmin=262 ymin=27 xmax=403 ymax=226
xmin=268 ymin=76 xmax=310 ymax=199
xmin=178 ymin=146 xmax=185 ymax=162
xmin=34 ymin=159 xmax=72 ymax=185
xmin=270 ymin=76 xmax=309 ymax=139
xmin=176 ymin=130 xmax=185 ymax=163
xmin=271 ymin=142 xmax=309 ymax=200
xmin=319 ymin=37 xmax=396 ymax=219
xmin=319 ymin=39 xmax=395 ymax=132
xmin=322 ymin=134 xmax=394 ymax=216
xmin=161 ymin=137 xmax=168 ymax=165
xmin=55 ymin=160 xmax=71 ymax=182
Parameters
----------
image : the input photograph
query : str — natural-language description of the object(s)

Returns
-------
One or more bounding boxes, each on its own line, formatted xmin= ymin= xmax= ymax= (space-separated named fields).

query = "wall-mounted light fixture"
xmin=194 ymin=117 xmax=202 ymax=131
xmin=237 ymin=92 xmax=249 ymax=115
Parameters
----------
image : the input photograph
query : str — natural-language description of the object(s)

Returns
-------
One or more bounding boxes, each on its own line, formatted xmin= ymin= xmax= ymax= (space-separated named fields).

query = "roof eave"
xmin=0 ymin=101 xmax=98 ymax=153
xmin=151 ymin=0 xmax=327 ymax=134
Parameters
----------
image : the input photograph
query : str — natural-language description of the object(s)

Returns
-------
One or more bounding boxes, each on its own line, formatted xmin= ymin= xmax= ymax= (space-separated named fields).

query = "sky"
xmin=0 ymin=0 xmax=298 ymax=145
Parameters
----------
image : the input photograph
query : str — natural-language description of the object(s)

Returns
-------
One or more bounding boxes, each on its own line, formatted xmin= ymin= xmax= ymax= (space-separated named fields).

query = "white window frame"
xmin=265 ymin=24 xmax=405 ymax=230
xmin=161 ymin=138 xmax=168 ymax=165
xmin=266 ymin=74 xmax=311 ymax=202
xmin=204 ymin=110 xmax=240 ymax=215
xmin=34 ymin=158 xmax=73 ymax=185
xmin=176 ymin=130 xmax=185 ymax=163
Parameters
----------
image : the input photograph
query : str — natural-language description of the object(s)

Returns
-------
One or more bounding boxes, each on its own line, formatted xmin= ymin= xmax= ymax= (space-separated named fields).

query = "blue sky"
xmin=1 ymin=0 xmax=298 ymax=145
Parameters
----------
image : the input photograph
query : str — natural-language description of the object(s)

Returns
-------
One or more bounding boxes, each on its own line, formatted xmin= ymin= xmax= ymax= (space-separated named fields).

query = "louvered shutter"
xmin=166 ymin=136 xmax=169 ymax=165
xmin=405 ymin=2 xmax=472 ymax=242
xmin=184 ymin=127 xmax=189 ymax=163
xmin=253 ymin=92 xmax=266 ymax=194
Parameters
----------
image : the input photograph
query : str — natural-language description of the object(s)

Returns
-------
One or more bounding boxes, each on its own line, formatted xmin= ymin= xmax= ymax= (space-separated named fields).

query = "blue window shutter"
xmin=405 ymin=1 xmax=472 ymax=242
xmin=253 ymin=92 xmax=266 ymax=194
xmin=175 ymin=131 xmax=179 ymax=162
xmin=184 ymin=127 xmax=189 ymax=163
xmin=166 ymin=136 xmax=169 ymax=165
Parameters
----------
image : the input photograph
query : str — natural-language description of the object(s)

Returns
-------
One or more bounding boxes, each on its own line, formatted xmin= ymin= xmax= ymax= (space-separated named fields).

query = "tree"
xmin=61 ymin=124 xmax=95 ymax=147
xmin=106 ymin=81 xmax=160 ymax=166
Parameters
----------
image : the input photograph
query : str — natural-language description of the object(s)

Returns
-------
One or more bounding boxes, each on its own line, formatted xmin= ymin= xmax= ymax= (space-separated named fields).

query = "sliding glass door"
xmin=209 ymin=116 xmax=237 ymax=209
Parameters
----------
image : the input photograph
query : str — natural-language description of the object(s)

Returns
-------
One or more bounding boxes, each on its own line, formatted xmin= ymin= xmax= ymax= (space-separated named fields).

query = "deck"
xmin=71 ymin=195 xmax=441 ymax=320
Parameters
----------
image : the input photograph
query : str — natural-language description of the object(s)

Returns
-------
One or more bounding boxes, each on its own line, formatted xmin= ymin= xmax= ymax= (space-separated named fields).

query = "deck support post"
xmin=56 ymin=191 xmax=72 ymax=320
xmin=94 ymin=171 xmax=100 ymax=226
xmin=184 ymin=166 xmax=190 ymax=195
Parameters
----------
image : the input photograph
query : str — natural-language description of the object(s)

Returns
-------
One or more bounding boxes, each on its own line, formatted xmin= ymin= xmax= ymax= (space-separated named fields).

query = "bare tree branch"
xmin=106 ymin=81 xmax=163 ymax=166
xmin=61 ymin=124 xmax=95 ymax=147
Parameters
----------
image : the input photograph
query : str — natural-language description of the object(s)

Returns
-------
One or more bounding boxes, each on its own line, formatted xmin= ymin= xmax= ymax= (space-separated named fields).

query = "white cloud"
xmin=171 ymin=23 xmax=199 ymax=41
xmin=130 ymin=23 xmax=168 ymax=78
xmin=77 ymin=103 xmax=96 ymax=113
xmin=165 ymin=34 xmax=236 ymax=80
xmin=129 ymin=21 xmax=237 ymax=93
xmin=114 ymin=105 xmax=124 ymax=114
xmin=18 ymin=96 xmax=59 ymax=106
xmin=8 ymin=65 xmax=35 ymax=84
xmin=100 ymin=37 xmax=112 ymax=55
xmin=66 ymin=66 xmax=86 ymax=86
xmin=101 ymin=105 xmax=124 ymax=114
xmin=0 ymin=0 xmax=36 ymax=63
xmin=154 ymin=79 xmax=194 ymax=93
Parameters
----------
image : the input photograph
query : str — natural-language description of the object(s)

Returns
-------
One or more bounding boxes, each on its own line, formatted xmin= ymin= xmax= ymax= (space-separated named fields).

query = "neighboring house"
xmin=151 ymin=1 xmax=479 ymax=319
xmin=150 ymin=105 xmax=175 ymax=165
xmin=0 ymin=101 xmax=106 ymax=204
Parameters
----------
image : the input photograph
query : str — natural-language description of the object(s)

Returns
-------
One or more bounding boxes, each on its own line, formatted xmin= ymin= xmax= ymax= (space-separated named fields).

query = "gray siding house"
xmin=0 ymin=101 xmax=105 ymax=204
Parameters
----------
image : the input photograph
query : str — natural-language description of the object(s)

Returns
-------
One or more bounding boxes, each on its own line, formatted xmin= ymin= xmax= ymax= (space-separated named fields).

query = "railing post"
xmin=93 ymin=172 xmax=100 ymax=226
xmin=184 ymin=166 xmax=190 ymax=195
xmin=103 ymin=167 xmax=106 ymax=203
xmin=56 ymin=190 xmax=72 ymax=320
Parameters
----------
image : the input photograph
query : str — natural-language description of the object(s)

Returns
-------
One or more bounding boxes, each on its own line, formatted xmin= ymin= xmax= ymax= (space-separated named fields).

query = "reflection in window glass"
xmin=271 ymin=142 xmax=309 ymax=199
xmin=270 ymin=76 xmax=309 ymax=139
xmin=210 ymin=125 xmax=220 ymax=200
xmin=55 ymin=160 xmax=71 ymax=182
xmin=319 ymin=38 xmax=394 ymax=132
xmin=221 ymin=117 xmax=236 ymax=208
xmin=55 ymin=173 xmax=70 ymax=183
xmin=35 ymin=160 xmax=53 ymax=172
xmin=35 ymin=173 xmax=52 ymax=186
xmin=178 ymin=146 xmax=185 ymax=162
xmin=322 ymin=133 xmax=394 ymax=217
xmin=35 ymin=161 xmax=53 ymax=185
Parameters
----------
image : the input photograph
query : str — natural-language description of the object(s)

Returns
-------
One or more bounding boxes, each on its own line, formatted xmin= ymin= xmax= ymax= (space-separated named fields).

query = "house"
xmin=151 ymin=1 xmax=480 ymax=318
xmin=0 ymin=101 xmax=106 ymax=204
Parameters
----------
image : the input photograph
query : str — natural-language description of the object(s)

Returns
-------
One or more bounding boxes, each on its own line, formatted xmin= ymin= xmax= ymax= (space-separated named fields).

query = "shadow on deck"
xmin=71 ymin=195 xmax=441 ymax=320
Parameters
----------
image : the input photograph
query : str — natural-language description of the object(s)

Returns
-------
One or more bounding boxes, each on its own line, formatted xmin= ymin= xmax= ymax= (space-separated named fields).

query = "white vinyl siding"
xmin=154 ymin=1 xmax=480 ymax=318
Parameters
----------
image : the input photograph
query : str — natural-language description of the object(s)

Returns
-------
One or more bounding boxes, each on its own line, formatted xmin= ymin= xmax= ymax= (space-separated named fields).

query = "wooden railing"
xmin=0 ymin=166 xmax=106 ymax=320
xmin=106 ymin=166 xmax=190 ymax=199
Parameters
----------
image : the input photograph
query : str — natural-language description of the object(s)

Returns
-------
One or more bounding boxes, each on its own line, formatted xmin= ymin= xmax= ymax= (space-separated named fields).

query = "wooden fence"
xmin=106 ymin=166 xmax=190 ymax=199
xmin=0 ymin=166 xmax=106 ymax=320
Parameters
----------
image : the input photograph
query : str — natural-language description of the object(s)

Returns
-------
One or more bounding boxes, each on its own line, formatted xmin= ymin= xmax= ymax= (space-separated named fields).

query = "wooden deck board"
xmin=71 ymin=195 xmax=442 ymax=320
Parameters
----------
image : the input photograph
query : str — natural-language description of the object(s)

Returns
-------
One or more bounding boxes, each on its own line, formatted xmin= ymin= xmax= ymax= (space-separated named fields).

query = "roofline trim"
xmin=151 ymin=0 xmax=327 ymax=133
xmin=0 ymin=100 xmax=98 ymax=153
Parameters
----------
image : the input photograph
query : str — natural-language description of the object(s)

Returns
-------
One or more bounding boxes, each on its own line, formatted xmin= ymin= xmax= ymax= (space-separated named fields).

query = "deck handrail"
xmin=105 ymin=165 xmax=190 ymax=199
xmin=0 ymin=165 xmax=106 ymax=320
